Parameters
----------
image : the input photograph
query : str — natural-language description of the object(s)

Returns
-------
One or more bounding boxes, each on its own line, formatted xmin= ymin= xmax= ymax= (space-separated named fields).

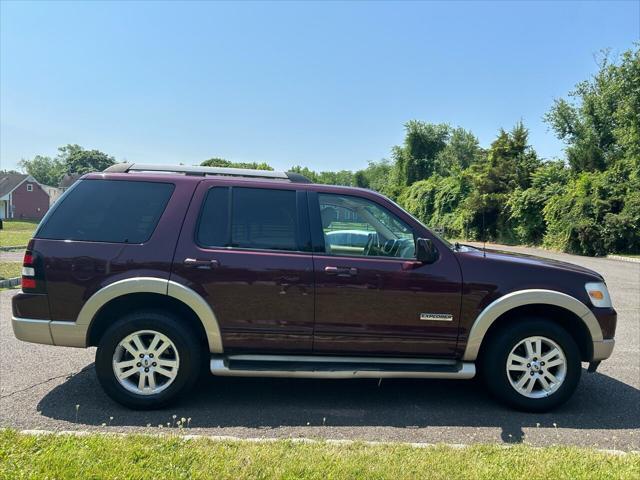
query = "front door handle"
xmin=183 ymin=258 xmax=219 ymax=269
xmin=324 ymin=266 xmax=358 ymax=277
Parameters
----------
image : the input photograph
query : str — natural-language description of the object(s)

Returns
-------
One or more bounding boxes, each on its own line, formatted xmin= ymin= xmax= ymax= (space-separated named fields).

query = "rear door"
xmin=172 ymin=181 xmax=315 ymax=354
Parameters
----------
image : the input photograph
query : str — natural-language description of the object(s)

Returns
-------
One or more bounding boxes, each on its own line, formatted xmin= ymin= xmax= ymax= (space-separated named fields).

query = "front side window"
xmin=319 ymin=193 xmax=415 ymax=259
xmin=37 ymin=180 xmax=174 ymax=243
xmin=198 ymin=187 xmax=300 ymax=251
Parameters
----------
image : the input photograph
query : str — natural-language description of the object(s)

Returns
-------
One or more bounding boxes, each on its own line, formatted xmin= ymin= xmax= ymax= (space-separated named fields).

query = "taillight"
xmin=22 ymin=250 xmax=38 ymax=292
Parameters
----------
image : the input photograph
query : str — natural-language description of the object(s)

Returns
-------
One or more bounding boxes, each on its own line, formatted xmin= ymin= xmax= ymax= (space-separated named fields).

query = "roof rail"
xmin=103 ymin=163 xmax=313 ymax=183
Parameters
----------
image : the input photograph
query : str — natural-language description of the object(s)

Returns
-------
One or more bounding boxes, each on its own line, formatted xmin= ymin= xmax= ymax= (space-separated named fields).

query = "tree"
xmin=545 ymin=46 xmax=640 ymax=174
xmin=201 ymin=158 xmax=273 ymax=170
xmin=435 ymin=127 xmax=484 ymax=174
xmin=357 ymin=160 xmax=393 ymax=191
xmin=58 ymin=144 xmax=116 ymax=175
xmin=541 ymin=45 xmax=640 ymax=253
xmin=289 ymin=166 xmax=354 ymax=186
xmin=289 ymin=165 xmax=319 ymax=182
xmin=399 ymin=173 xmax=472 ymax=238
xmin=18 ymin=144 xmax=115 ymax=185
xmin=508 ymin=160 xmax=569 ymax=244
xmin=393 ymin=121 xmax=450 ymax=186
xmin=18 ymin=155 xmax=64 ymax=186
xmin=454 ymin=122 xmax=540 ymax=241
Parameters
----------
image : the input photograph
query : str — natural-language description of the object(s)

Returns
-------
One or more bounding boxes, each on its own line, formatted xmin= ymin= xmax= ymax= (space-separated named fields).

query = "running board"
xmin=210 ymin=354 xmax=476 ymax=379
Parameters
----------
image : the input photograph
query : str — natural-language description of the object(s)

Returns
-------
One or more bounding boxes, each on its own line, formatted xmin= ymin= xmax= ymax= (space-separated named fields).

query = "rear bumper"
xmin=592 ymin=338 xmax=615 ymax=361
xmin=11 ymin=317 xmax=54 ymax=345
xmin=11 ymin=316 xmax=87 ymax=347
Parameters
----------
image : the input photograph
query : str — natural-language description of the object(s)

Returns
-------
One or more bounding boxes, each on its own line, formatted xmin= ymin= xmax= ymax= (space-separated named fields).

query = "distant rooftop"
xmin=0 ymin=173 xmax=28 ymax=197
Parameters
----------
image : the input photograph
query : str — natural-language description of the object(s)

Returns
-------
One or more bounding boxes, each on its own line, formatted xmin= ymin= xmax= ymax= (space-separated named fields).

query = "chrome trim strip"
xmin=12 ymin=316 xmax=54 ymax=345
xmin=592 ymin=339 xmax=615 ymax=361
xmin=225 ymin=354 xmax=457 ymax=365
xmin=462 ymin=289 xmax=604 ymax=362
xmin=210 ymin=355 xmax=475 ymax=379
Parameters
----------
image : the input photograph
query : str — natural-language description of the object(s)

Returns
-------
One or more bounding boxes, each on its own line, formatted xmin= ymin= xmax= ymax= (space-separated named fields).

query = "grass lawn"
xmin=0 ymin=219 xmax=38 ymax=247
xmin=0 ymin=262 xmax=21 ymax=280
xmin=1 ymin=430 xmax=638 ymax=480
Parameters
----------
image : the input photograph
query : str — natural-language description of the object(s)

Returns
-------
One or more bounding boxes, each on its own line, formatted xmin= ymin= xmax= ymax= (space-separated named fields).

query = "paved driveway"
xmin=1 ymin=245 xmax=638 ymax=450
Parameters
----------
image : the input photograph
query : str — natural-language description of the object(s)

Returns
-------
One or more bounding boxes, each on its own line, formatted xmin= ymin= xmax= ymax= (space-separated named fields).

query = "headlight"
xmin=585 ymin=282 xmax=612 ymax=308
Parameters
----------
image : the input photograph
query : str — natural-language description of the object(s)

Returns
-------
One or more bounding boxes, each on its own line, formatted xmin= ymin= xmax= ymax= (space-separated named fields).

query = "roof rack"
xmin=103 ymin=163 xmax=313 ymax=184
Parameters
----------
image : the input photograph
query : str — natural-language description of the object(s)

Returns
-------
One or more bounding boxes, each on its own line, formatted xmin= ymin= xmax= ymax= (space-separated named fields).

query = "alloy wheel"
xmin=112 ymin=330 xmax=180 ymax=396
xmin=505 ymin=335 xmax=567 ymax=399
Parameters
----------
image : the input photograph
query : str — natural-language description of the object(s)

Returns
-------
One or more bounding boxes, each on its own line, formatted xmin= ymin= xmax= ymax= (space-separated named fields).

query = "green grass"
xmin=0 ymin=220 xmax=38 ymax=247
xmin=1 ymin=430 xmax=638 ymax=480
xmin=0 ymin=262 xmax=21 ymax=280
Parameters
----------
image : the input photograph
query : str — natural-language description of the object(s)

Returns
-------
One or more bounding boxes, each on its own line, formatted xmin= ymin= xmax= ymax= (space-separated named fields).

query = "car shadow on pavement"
xmin=37 ymin=365 xmax=639 ymax=444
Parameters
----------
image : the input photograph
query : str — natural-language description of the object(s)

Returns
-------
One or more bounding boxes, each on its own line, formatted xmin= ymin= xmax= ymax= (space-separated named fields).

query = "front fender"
xmin=462 ymin=289 xmax=603 ymax=361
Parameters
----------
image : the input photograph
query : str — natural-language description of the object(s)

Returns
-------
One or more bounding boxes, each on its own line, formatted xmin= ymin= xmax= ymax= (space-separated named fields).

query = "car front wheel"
xmin=481 ymin=318 xmax=581 ymax=412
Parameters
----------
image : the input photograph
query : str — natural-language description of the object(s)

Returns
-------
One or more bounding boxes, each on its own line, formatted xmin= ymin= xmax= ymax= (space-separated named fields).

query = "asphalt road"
xmin=1 ymin=245 xmax=638 ymax=450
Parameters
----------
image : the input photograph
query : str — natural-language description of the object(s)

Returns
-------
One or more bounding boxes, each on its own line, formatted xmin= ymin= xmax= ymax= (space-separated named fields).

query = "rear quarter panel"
xmin=34 ymin=174 xmax=197 ymax=322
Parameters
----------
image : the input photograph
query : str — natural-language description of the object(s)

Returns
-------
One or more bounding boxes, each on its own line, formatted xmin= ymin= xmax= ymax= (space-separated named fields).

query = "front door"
xmin=310 ymin=191 xmax=462 ymax=358
xmin=172 ymin=183 xmax=315 ymax=354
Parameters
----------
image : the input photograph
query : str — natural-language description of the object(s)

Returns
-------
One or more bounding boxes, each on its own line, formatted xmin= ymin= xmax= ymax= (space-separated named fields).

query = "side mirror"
xmin=416 ymin=238 xmax=439 ymax=264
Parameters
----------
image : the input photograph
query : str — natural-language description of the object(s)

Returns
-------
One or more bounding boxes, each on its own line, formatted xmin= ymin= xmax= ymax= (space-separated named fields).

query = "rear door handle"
xmin=324 ymin=266 xmax=358 ymax=277
xmin=183 ymin=258 xmax=219 ymax=269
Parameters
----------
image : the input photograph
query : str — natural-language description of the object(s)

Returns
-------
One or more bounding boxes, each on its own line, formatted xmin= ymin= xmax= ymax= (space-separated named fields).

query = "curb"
xmin=0 ymin=277 xmax=20 ymax=288
xmin=16 ymin=429 xmax=639 ymax=456
xmin=606 ymin=255 xmax=640 ymax=264
xmin=0 ymin=245 xmax=25 ymax=252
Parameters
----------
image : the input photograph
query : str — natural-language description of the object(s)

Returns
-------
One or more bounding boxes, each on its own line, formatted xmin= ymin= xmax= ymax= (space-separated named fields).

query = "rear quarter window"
xmin=37 ymin=179 xmax=174 ymax=243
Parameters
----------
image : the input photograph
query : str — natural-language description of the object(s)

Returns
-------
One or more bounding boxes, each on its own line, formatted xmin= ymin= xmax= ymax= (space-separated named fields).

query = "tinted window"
xmin=38 ymin=180 xmax=174 ymax=243
xmin=319 ymin=193 xmax=415 ymax=259
xmin=198 ymin=187 xmax=299 ymax=251
xmin=197 ymin=187 xmax=230 ymax=248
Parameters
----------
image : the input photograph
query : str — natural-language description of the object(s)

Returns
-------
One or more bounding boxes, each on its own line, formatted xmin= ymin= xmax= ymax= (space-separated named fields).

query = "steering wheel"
xmin=381 ymin=239 xmax=398 ymax=256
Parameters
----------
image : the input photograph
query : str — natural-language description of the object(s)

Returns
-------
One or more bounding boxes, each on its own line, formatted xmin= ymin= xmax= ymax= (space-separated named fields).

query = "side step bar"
xmin=210 ymin=354 xmax=476 ymax=379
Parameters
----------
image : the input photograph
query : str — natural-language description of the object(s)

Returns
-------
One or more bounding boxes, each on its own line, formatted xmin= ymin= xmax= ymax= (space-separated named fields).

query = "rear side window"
xmin=198 ymin=187 xmax=300 ymax=251
xmin=38 ymin=180 xmax=174 ymax=243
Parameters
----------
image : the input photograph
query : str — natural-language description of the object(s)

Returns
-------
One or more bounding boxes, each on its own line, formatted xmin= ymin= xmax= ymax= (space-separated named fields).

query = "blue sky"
xmin=1 ymin=1 xmax=638 ymax=173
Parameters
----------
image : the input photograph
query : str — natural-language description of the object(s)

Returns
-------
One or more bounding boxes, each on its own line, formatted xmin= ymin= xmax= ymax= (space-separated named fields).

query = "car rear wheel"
xmin=95 ymin=310 xmax=203 ymax=409
xmin=481 ymin=318 xmax=581 ymax=412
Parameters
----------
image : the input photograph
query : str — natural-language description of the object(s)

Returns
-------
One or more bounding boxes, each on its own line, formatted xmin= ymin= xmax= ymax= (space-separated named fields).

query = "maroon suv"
xmin=11 ymin=163 xmax=616 ymax=411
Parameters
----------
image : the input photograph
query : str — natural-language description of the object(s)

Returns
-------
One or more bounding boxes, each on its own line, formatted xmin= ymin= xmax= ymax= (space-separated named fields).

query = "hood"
xmin=458 ymin=245 xmax=603 ymax=280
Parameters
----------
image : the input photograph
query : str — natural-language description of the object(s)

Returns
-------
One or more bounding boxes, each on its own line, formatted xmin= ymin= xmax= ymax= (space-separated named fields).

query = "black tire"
xmin=95 ymin=309 xmax=204 ymax=409
xmin=480 ymin=318 xmax=581 ymax=412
